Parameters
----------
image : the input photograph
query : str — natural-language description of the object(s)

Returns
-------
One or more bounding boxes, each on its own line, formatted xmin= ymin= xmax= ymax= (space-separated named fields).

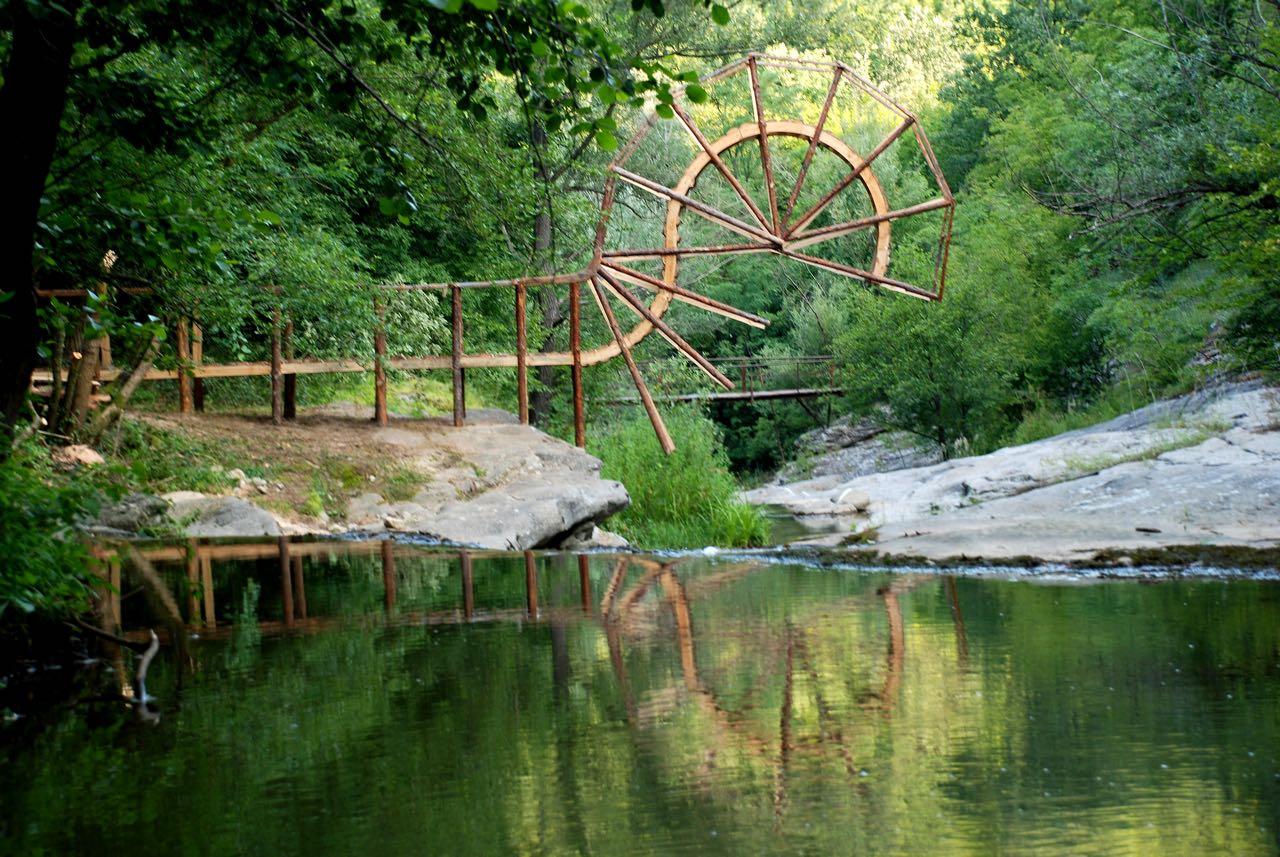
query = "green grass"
xmin=89 ymin=418 xmax=247 ymax=498
xmin=590 ymin=406 xmax=771 ymax=549
xmin=1058 ymin=429 xmax=1217 ymax=478
xmin=133 ymin=370 xmax=469 ymax=419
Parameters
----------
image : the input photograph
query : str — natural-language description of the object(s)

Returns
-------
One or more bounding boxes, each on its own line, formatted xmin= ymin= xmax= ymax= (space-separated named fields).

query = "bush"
xmin=0 ymin=443 xmax=99 ymax=618
xmin=590 ymin=406 xmax=770 ymax=549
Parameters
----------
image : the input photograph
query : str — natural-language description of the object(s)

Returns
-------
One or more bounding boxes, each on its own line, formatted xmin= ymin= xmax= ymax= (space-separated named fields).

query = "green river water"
xmin=2 ymin=539 xmax=1278 ymax=856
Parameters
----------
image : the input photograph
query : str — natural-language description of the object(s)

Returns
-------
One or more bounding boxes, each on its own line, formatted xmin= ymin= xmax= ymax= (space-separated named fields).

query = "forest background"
xmin=1 ymin=0 xmax=1277 ymax=610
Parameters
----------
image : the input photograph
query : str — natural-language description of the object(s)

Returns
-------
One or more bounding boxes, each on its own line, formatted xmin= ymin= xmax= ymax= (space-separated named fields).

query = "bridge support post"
xmin=460 ymin=550 xmax=474 ymax=620
xmin=525 ymin=551 xmax=538 ymax=618
xmin=382 ymin=540 xmax=397 ymax=612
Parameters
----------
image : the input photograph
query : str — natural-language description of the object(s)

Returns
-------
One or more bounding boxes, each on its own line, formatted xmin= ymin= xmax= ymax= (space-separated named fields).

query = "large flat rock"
xmin=347 ymin=417 xmax=630 ymax=549
xmin=744 ymin=382 xmax=1280 ymax=562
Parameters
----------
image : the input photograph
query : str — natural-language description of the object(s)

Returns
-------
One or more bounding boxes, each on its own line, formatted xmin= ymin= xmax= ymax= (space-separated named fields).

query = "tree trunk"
xmin=0 ymin=4 xmax=81 ymax=457
xmin=85 ymin=334 xmax=163 ymax=441
xmin=528 ymin=117 xmax=565 ymax=426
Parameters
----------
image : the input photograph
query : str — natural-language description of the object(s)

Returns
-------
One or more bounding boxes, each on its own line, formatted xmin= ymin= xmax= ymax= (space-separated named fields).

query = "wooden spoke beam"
xmin=611 ymin=166 xmax=779 ymax=246
xmin=786 ymin=116 xmax=914 ymax=237
xmin=601 ymin=261 xmax=768 ymax=329
xmin=782 ymin=68 xmax=843 ymax=229
xmin=671 ymin=101 xmax=771 ymax=232
xmin=590 ymin=278 xmax=675 ymax=454
xmin=748 ymin=57 xmax=781 ymax=234
xmin=780 ymin=249 xmax=937 ymax=300
xmin=786 ymin=197 xmax=952 ymax=250
xmin=602 ymin=244 xmax=772 ymax=260
xmin=597 ymin=269 xmax=734 ymax=390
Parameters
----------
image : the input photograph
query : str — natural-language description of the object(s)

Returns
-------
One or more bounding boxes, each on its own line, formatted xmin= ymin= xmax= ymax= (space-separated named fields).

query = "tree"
xmin=0 ymin=0 xmax=725 ymax=455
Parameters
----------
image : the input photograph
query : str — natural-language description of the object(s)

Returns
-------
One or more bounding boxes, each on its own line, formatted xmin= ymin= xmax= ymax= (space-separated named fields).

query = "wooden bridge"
xmin=602 ymin=354 xmax=842 ymax=404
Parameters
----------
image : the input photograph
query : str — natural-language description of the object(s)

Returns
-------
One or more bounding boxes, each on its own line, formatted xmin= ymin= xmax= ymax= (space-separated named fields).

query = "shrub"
xmin=0 ymin=442 xmax=99 ymax=618
xmin=590 ymin=406 xmax=770 ymax=548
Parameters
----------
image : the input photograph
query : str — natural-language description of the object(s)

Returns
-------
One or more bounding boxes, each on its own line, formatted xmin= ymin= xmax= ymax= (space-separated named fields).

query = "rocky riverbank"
xmin=744 ymin=381 xmax=1280 ymax=563
xmin=92 ymin=406 xmax=629 ymax=550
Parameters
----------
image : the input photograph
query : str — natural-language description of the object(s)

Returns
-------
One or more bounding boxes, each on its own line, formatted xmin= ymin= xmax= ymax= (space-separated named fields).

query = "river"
xmin=2 ymin=538 xmax=1278 ymax=855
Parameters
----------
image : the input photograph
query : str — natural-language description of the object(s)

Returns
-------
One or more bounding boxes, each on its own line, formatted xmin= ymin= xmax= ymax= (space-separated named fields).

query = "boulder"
xmin=347 ymin=418 xmax=632 ymax=549
xmin=97 ymin=493 xmax=171 ymax=531
xmin=164 ymin=493 xmax=281 ymax=538
xmin=52 ymin=444 xmax=105 ymax=468
xmin=557 ymin=526 xmax=630 ymax=550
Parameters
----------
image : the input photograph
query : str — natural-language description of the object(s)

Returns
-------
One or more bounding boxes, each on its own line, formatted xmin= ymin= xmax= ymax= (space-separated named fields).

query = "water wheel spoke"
xmin=748 ymin=58 xmax=781 ymax=233
xmin=786 ymin=197 xmax=953 ymax=251
xmin=597 ymin=269 xmax=734 ymax=390
xmin=602 ymin=244 xmax=773 ymax=260
xmin=612 ymin=165 xmax=778 ymax=246
xmin=601 ymin=261 xmax=768 ymax=329
xmin=589 ymin=277 xmax=675 ymax=454
xmin=781 ymin=67 xmax=842 ymax=229
xmin=780 ymin=249 xmax=936 ymax=300
xmin=785 ymin=116 xmax=915 ymax=237
xmin=671 ymin=100 xmax=773 ymax=233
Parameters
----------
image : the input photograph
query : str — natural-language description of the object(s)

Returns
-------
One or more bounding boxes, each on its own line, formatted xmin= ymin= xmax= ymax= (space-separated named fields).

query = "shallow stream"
xmin=2 ymin=539 xmax=1278 ymax=855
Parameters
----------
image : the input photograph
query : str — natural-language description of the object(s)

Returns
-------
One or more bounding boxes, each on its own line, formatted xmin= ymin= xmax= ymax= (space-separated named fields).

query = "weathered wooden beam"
xmin=570 ymin=281 xmax=585 ymax=448
xmin=515 ymin=282 xmax=528 ymax=425
xmin=373 ymin=300 xmax=388 ymax=427
xmin=271 ymin=307 xmax=284 ymax=425
xmin=175 ymin=319 xmax=193 ymax=414
xmin=283 ymin=320 xmax=297 ymax=420
xmin=191 ymin=321 xmax=205 ymax=412
xmin=590 ymin=278 xmax=675 ymax=455
xmin=451 ymin=285 xmax=464 ymax=427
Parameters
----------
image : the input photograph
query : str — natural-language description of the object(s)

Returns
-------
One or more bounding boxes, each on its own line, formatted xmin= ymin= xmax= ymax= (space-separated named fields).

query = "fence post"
xmin=283 ymin=319 xmax=296 ymax=420
xmin=176 ymin=319 xmax=193 ymax=414
xmin=515 ymin=282 xmax=529 ymax=424
xmin=191 ymin=321 xmax=205 ymax=412
xmin=451 ymin=285 xmax=464 ymax=427
xmin=570 ymin=282 xmax=585 ymax=447
xmin=373 ymin=298 xmax=388 ymax=426
xmin=271 ymin=307 xmax=283 ymax=425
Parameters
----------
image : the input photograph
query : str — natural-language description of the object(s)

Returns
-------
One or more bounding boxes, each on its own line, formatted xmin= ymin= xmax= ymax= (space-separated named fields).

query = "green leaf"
xmin=711 ymin=4 xmax=729 ymax=25
xmin=468 ymin=0 xmax=499 ymax=9
xmin=685 ymin=83 xmax=708 ymax=104
xmin=596 ymin=131 xmax=619 ymax=151
xmin=655 ymin=103 xmax=674 ymax=119
xmin=531 ymin=39 xmax=550 ymax=58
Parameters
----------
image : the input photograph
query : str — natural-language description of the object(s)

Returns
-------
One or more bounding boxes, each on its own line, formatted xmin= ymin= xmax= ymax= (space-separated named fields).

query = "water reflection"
xmin=4 ymin=539 xmax=1279 ymax=857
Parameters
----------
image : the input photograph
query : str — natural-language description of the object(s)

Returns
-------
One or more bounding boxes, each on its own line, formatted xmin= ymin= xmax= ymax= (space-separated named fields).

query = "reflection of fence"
xmin=604 ymin=354 xmax=841 ymax=403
